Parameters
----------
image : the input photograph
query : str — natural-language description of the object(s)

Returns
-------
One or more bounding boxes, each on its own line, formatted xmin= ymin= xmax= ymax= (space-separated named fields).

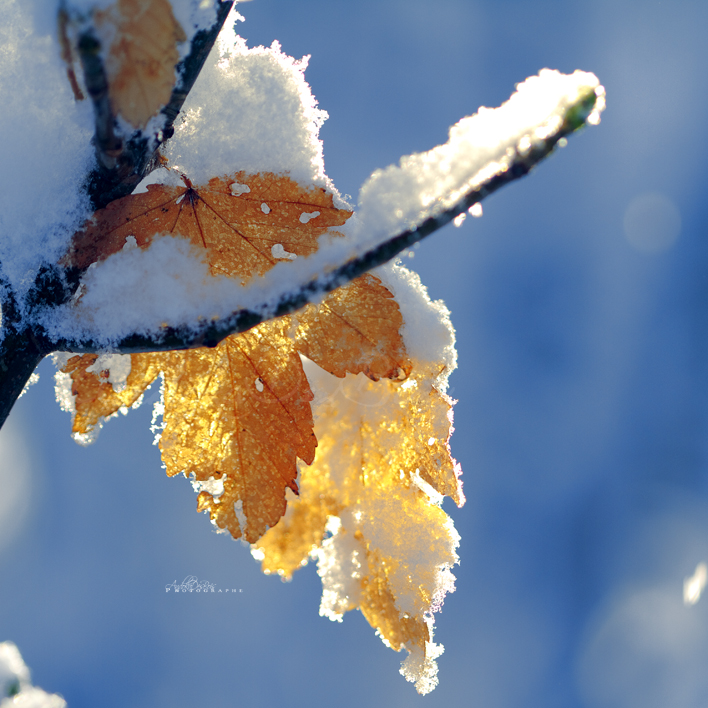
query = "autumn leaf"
xmin=253 ymin=367 xmax=461 ymax=694
xmin=61 ymin=171 xmax=415 ymax=542
xmin=295 ymin=272 xmax=412 ymax=382
xmin=158 ymin=317 xmax=316 ymax=543
xmin=58 ymin=167 xmax=459 ymax=691
xmin=61 ymin=351 xmax=162 ymax=435
xmin=93 ymin=0 xmax=187 ymax=129
xmin=64 ymin=171 xmax=350 ymax=277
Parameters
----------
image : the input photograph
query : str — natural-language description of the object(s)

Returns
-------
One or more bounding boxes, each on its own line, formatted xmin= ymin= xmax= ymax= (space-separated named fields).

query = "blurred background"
xmin=3 ymin=0 xmax=708 ymax=706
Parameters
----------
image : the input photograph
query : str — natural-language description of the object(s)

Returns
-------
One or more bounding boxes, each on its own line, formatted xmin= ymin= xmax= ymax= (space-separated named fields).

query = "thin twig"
xmin=47 ymin=86 xmax=600 ymax=354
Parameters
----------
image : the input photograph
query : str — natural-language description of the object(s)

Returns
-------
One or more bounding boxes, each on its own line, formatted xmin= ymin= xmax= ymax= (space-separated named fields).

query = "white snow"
xmin=229 ymin=181 xmax=250 ymax=196
xmin=400 ymin=638 xmax=445 ymax=696
xmin=43 ymin=236 xmax=245 ymax=345
xmin=271 ymin=244 xmax=297 ymax=261
xmin=18 ymin=372 xmax=40 ymax=398
xmin=233 ymin=499 xmax=247 ymax=533
xmin=0 ymin=0 xmax=94 ymax=305
xmin=0 ymin=642 xmax=66 ymax=707
xmin=190 ymin=474 xmax=224 ymax=498
xmin=353 ymin=69 xmax=605 ymax=250
xmin=163 ymin=19 xmax=333 ymax=189
xmin=315 ymin=513 xmax=368 ymax=622
xmin=299 ymin=211 xmax=320 ymax=224
xmin=85 ymin=352 xmax=131 ymax=392
xmin=376 ymin=261 xmax=457 ymax=393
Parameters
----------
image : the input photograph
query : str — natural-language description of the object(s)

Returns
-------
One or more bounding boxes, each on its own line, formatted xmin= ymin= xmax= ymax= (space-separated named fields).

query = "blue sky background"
xmin=2 ymin=1 xmax=708 ymax=706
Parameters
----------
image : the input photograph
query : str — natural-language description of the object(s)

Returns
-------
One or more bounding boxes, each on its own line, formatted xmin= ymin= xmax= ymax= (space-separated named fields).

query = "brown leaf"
xmin=295 ymin=273 xmax=412 ymax=381
xmin=61 ymin=353 xmax=161 ymax=435
xmin=65 ymin=172 xmax=352 ymax=280
xmin=61 ymin=317 xmax=317 ymax=544
xmin=158 ymin=317 xmax=316 ymax=543
xmin=94 ymin=0 xmax=187 ymax=129
xmin=254 ymin=368 xmax=460 ymax=691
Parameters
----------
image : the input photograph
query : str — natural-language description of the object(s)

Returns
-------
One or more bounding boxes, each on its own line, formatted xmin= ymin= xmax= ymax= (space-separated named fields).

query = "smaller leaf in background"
xmin=295 ymin=273 xmax=412 ymax=382
xmin=93 ymin=0 xmax=187 ymax=129
xmin=58 ymin=352 xmax=161 ymax=439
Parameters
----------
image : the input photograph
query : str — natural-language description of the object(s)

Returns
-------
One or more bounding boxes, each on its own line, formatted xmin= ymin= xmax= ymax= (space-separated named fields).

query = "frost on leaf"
xmin=64 ymin=172 xmax=350 ymax=279
xmin=59 ymin=160 xmax=461 ymax=690
xmin=93 ymin=0 xmax=187 ymax=129
xmin=254 ymin=366 xmax=462 ymax=694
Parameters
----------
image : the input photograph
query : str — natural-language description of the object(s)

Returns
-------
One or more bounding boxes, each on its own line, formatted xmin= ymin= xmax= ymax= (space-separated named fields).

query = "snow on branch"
xmin=46 ymin=70 xmax=605 ymax=354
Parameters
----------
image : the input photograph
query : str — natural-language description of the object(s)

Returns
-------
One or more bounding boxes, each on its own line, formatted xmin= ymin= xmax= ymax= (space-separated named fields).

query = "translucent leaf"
xmin=94 ymin=0 xmax=187 ymax=129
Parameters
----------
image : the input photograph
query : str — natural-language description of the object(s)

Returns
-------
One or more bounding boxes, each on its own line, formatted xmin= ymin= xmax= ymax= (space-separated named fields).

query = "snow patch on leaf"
xmin=46 ymin=236 xmax=245 ymax=344
xmin=164 ymin=25 xmax=332 ymax=191
xmin=85 ymin=352 xmax=132 ymax=392
xmin=376 ymin=262 xmax=457 ymax=393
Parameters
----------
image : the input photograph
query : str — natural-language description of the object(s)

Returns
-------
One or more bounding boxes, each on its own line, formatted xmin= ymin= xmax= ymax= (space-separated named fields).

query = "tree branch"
xmin=82 ymin=1 xmax=234 ymax=210
xmin=0 ymin=2 xmax=235 ymax=431
xmin=47 ymin=85 xmax=600 ymax=354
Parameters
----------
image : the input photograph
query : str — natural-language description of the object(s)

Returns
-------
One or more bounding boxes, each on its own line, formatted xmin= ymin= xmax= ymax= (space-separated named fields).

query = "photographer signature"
xmin=165 ymin=575 xmax=215 ymax=592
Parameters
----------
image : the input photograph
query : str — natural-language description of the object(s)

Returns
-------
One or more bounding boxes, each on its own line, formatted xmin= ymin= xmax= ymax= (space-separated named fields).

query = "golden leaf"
xmin=61 ymin=318 xmax=316 ymax=543
xmin=65 ymin=172 xmax=351 ymax=278
xmin=254 ymin=367 xmax=461 ymax=693
xmin=62 ymin=352 xmax=161 ymax=435
xmin=296 ymin=273 xmax=412 ymax=382
xmin=158 ymin=317 xmax=316 ymax=543
xmin=94 ymin=0 xmax=187 ymax=129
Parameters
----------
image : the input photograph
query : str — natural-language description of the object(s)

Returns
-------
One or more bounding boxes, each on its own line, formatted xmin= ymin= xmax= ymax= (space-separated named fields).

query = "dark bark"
xmin=0 ymin=330 xmax=48 ymax=427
